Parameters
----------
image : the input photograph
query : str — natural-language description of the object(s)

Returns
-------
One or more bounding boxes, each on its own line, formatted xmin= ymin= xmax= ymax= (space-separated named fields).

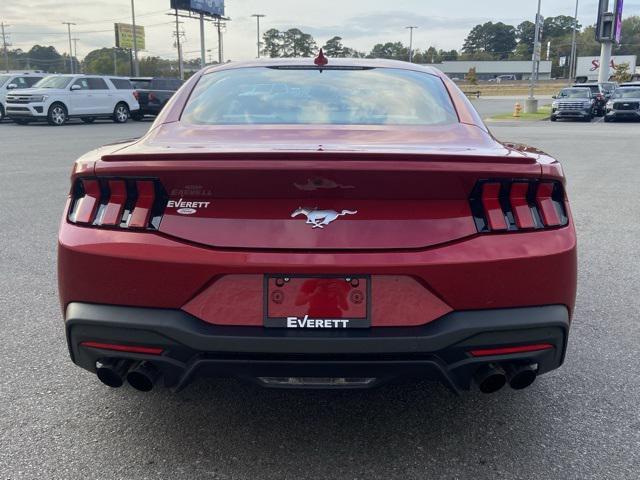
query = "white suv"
xmin=5 ymin=74 xmax=140 ymax=126
xmin=0 ymin=72 xmax=45 ymax=122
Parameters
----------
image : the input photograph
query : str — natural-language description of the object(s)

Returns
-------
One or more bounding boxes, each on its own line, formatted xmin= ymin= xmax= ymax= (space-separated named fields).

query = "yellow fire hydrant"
xmin=513 ymin=103 xmax=522 ymax=118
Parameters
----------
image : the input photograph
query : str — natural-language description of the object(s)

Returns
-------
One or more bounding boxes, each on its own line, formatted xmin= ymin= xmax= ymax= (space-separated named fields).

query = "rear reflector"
xmin=80 ymin=341 xmax=164 ymax=355
xmin=470 ymin=179 xmax=568 ymax=233
xmin=470 ymin=343 xmax=554 ymax=357
xmin=69 ymin=177 xmax=165 ymax=230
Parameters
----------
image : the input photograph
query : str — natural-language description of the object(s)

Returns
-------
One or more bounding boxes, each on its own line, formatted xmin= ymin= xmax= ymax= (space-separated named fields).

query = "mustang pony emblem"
xmin=291 ymin=207 xmax=357 ymax=229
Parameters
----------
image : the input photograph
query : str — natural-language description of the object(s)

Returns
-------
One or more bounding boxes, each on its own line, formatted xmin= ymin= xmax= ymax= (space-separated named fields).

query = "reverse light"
xmin=470 ymin=180 xmax=568 ymax=233
xmin=68 ymin=177 xmax=165 ymax=230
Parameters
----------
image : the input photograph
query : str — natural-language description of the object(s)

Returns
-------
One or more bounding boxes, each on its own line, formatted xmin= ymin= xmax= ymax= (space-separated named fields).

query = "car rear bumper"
xmin=66 ymin=302 xmax=570 ymax=392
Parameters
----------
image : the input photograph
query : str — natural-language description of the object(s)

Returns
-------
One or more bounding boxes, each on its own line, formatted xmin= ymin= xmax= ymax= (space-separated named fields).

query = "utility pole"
xmin=199 ymin=13 xmax=206 ymax=68
xmin=131 ymin=0 xmax=140 ymax=76
xmin=526 ymin=0 xmax=542 ymax=113
xmin=568 ymin=0 xmax=579 ymax=83
xmin=73 ymin=38 xmax=80 ymax=73
xmin=216 ymin=19 xmax=224 ymax=64
xmin=62 ymin=22 xmax=76 ymax=74
xmin=1 ymin=22 xmax=10 ymax=73
xmin=251 ymin=14 xmax=266 ymax=58
xmin=406 ymin=26 xmax=418 ymax=62
xmin=174 ymin=10 xmax=184 ymax=79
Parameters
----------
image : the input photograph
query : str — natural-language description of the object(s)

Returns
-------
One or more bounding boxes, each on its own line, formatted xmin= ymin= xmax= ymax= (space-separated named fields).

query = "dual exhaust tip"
xmin=96 ymin=359 xmax=160 ymax=392
xmin=474 ymin=363 xmax=537 ymax=394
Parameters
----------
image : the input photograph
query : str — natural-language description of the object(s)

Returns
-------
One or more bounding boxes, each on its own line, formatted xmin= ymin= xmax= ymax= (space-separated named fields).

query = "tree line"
xmin=4 ymin=15 xmax=640 ymax=77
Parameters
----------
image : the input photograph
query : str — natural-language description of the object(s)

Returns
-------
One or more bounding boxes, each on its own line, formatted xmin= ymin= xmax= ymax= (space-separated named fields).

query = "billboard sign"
xmin=170 ymin=0 xmax=225 ymax=17
xmin=614 ymin=0 xmax=624 ymax=43
xmin=115 ymin=23 xmax=146 ymax=50
xmin=576 ymin=55 xmax=636 ymax=80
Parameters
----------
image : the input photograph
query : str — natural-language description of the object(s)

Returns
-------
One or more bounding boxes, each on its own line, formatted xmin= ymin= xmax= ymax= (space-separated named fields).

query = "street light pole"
xmin=406 ymin=26 xmax=418 ymax=62
xmin=526 ymin=0 xmax=542 ymax=113
xmin=252 ymin=14 xmax=266 ymax=58
xmin=199 ymin=13 xmax=206 ymax=68
xmin=62 ymin=22 xmax=76 ymax=74
xmin=131 ymin=0 xmax=140 ymax=76
xmin=569 ymin=0 xmax=579 ymax=82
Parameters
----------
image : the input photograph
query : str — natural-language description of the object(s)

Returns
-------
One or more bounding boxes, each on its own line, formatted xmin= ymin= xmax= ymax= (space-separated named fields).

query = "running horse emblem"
xmin=291 ymin=207 xmax=358 ymax=229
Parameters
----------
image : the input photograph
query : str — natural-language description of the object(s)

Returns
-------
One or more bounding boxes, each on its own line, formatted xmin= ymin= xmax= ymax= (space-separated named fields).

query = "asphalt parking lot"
xmin=1 ymin=115 xmax=639 ymax=479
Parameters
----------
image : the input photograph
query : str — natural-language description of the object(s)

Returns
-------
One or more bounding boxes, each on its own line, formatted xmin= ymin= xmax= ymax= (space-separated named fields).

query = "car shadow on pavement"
xmin=76 ymin=376 xmax=562 ymax=478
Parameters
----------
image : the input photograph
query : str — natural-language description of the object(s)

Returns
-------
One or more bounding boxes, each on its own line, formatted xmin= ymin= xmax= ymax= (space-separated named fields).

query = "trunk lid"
xmin=95 ymin=123 xmax=541 ymax=250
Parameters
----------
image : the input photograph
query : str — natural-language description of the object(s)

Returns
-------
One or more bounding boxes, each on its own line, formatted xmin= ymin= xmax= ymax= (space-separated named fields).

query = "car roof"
xmin=202 ymin=58 xmax=444 ymax=76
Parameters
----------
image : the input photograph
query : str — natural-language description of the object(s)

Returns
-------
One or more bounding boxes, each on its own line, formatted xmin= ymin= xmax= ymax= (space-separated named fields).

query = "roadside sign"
xmin=115 ymin=23 xmax=146 ymax=50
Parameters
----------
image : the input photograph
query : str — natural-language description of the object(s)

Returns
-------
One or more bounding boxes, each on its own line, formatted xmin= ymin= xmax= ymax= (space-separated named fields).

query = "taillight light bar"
xmin=68 ymin=177 xmax=166 ymax=230
xmin=470 ymin=180 xmax=568 ymax=233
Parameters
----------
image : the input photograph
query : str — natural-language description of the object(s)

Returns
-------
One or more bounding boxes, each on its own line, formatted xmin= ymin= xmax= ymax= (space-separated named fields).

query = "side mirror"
xmin=552 ymin=95 xmax=557 ymax=99
xmin=70 ymin=84 xmax=81 ymax=91
xmin=6 ymin=83 xmax=18 ymax=90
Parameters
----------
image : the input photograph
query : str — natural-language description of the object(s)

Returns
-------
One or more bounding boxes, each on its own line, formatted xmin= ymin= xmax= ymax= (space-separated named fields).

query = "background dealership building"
xmin=427 ymin=61 xmax=553 ymax=81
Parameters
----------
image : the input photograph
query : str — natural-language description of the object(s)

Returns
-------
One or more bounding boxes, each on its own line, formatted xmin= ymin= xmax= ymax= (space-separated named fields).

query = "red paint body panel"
xmin=58 ymin=59 xmax=577 ymax=335
xmin=181 ymin=275 xmax=452 ymax=327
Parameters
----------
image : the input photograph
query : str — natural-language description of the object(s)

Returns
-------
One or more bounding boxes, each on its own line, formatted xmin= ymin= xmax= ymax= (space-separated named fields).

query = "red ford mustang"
xmin=58 ymin=56 xmax=577 ymax=394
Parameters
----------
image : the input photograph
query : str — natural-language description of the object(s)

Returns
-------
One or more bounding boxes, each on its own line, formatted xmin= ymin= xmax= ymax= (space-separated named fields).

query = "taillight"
xmin=68 ymin=177 xmax=166 ymax=230
xmin=133 ymin=90 xmax=139 ymax=100
xmin=148 ymin=92 xmax=156 ymax=102
xmin=470 ymin=180 xmax=568 ymax=233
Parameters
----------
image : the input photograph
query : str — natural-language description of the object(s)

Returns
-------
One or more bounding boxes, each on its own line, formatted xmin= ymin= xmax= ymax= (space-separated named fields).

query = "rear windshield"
xmin=181 ymin=67 xmax=458 ymax=126
xmin=559 ymin=88 xmax=590 ymax=99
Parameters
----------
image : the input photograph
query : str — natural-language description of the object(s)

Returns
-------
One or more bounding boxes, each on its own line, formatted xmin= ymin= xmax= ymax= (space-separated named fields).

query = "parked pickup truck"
xmin=130 ymin=77 xmax=183 ymax=120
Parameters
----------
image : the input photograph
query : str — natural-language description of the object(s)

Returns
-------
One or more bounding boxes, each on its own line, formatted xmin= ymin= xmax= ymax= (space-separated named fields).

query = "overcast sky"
xmin=3 ymin=0 xmax=640 ymax=62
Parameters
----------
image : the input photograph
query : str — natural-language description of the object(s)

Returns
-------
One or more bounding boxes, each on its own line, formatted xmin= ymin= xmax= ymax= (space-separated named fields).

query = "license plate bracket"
xmin=264 ymin=275 xmax=371 ymax=329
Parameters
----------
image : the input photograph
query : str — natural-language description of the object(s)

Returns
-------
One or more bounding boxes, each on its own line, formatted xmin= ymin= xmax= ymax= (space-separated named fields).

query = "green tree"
xmin=612 ymin=62 xmax=632 ymax=82
xmin=281 ymin=28 xmax=317 ymax=57
xmin=543 ymin=15 xmax=579 ymax=40
xmin=26 ymin=45 xmax=64 ymax=72
xmin=262 ymin=28 xmax=283 ymax=57
xmin=323 ymin=36 xmax=346 ymax=57
xmin=367 ymin=42 xmax=408 ymax=60
xmin=462 ymin=22 xmax=516 ymax=59
xmin=516 ymin=21 xmax=535 ymax=56
xmin=466 ymin=67 xmax=478 ymax=85
xmin=84 ymin=48 xmax=131 ymax=75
